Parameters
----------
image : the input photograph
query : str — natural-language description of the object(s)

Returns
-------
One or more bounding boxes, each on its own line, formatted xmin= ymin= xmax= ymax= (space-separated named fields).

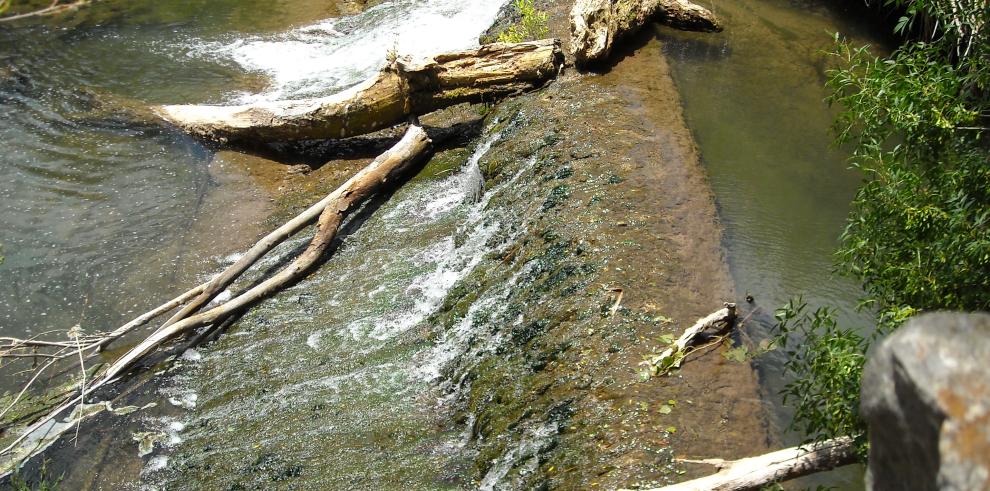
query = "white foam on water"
xmin=341 ymin=133 xmax=506 ymax=342
xmin=144 ymin=455 xmax=169 ymax=474
xmin=167 ymin=393 xmax=199 ymax=410
xmin=180 ymin=348 xmax=202 ymax=362
xmin=412 ymin=156 xmax=537 ymax=382
xmin=479 ymin=421 xmax=559 ymax=490
xmin=187 ymin=0 xmax=507 ymax=102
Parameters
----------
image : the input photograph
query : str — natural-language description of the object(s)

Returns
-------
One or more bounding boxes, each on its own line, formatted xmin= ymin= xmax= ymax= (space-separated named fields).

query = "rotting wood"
xmin=0 ymin=124 xmax=432 ymax=466
xmin=157 ymin=40 xmax=563 ymax=144
xmin=570 ymin=0 xmax=722 ymax=67
xmin=638 ymin=436 xmax=857 ymax=491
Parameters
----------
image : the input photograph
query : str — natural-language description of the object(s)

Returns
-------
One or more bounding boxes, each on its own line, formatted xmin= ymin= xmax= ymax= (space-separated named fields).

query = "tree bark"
xmin=641 ymin=437 xmax=857 ymax=491
xmin=157 ymin=40 xmax=563 ymax=144
xmin=570 ymin=0 xmax=722 ymax=67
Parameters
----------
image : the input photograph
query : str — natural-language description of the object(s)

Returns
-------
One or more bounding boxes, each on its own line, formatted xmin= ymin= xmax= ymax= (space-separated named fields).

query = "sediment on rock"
xmin=157 ymin=40 xmax=564 ymax=144
xmin=570 ymin=0 xmax=721 ymax=66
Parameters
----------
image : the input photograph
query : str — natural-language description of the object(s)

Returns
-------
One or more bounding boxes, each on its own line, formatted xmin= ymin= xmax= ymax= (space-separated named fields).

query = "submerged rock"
xmin=861 ymin=312 xmax=990 ymax=491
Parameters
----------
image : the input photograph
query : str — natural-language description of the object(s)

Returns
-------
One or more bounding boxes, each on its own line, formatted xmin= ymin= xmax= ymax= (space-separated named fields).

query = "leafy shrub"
xmin=774 ymin=0 xmax=989 ymax=457
xmin=497 ymin=0 xmax=549 ymax=43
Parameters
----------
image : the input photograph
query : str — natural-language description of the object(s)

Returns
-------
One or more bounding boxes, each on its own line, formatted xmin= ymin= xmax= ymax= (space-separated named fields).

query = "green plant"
xmin=8 ymin=459 xmax=63 ymax=491
xmin=497 ymin=0 xmax=549 ymax=43
xmin=775 ymin=299 xmax=870 ymax=457
xmin=774 ymin=0 xmax=988 ymax=460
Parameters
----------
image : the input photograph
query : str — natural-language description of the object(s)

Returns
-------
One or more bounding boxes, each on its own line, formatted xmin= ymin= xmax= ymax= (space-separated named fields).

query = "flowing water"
xmin=0 ymin=0 xmax=504 ymax=353
xmin=0 ymin=0 xmax=367 ymax=374
xmin=2 ymin=0 xmax=893 ymax=487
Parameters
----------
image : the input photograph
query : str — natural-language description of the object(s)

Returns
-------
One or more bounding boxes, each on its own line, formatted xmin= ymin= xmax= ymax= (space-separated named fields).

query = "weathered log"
xmin=157 ymin=40 xmax=563 ymax=143
xmin=95 ymin=124 xmax=431 ymax=385
xmin=641 ymin=303 xmax=735 ymax=377
xmin=570 ymin=0 xmax=722 ymax=67
xmin=641 ymin=437 xmax=857 ymax=491
xmin=0 ymin=125 xmax=432 ymax=463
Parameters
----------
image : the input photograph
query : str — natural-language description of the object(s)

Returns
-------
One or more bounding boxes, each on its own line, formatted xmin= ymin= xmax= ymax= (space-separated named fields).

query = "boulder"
xmin=861 ymin=312 xmax=990 ymax=490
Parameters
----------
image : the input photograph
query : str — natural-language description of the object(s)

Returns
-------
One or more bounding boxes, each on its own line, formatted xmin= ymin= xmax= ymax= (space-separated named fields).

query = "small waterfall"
xmin=147 ymin=128 xmax=536 ymax=487
xmin=186 ymin=0 xmax=507 ymax=102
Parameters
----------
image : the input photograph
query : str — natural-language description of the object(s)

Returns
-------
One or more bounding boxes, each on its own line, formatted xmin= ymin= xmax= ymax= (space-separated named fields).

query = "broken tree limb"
xmin=1 ymin=125 xmax=432 ymax=467
xmin=0 ymin=0 xmax=91 ymax=23
xmin=157 ymin=40 xmax=563 ymax=144
xmin=643 ymin=436 xmax=858 ymax=491
xmin=0 ymin=283 xmax=208 ymax=360
xmin=570 ymin=0 xmax=722 ymax=67
xmin=640 ymin=303 xmax=736 ymax=377
xmin=94 ymin=124 xmax=432 ymax=387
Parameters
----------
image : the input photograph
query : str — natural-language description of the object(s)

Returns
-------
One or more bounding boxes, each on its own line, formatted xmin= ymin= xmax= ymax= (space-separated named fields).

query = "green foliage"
xmin=497 ymin=0 xmax=549 ymax=44
xmin=775 ymin=0 xmax=989 ymax=458
xmin=826 ymin=36 xmax=990 ymax=316
xmin=8 ymin=460 xmax=62 ymax=491
xmin=0 ymin=0 xmax=10 ymax=15
xmin=775 ymin=299 xmax=870 ymax=457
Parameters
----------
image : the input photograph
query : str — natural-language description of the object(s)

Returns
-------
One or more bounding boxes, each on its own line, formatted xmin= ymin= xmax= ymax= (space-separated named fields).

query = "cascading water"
xmin=146 ymin=125 xmax=543 ymax=488
xmin=187 ymin=0 xmax=506 ymax=102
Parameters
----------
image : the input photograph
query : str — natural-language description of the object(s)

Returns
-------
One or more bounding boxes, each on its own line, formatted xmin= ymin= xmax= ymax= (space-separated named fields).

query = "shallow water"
xmin=659 ymin=0 xmax=890 ymax=486
xmin=0 ymin=0 xmax=352 ymax=356
xmin=0 ymin=0 xmax=503 ymax=350
xmin=2 ymin=0 xmax=894 ymax=487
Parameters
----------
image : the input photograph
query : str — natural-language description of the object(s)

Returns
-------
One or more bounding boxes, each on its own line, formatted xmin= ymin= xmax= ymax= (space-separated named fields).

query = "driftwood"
xmin=0 ymin=124 xmax=432 ymax=465
xmin=645 ymin=437 xmax=857 ymax=491
xmin=96 ymin=124 xmax=431 ymax=385
xmin=157 ymin=40 xmax=563 ymax=144
xmin=640 ymin=303 xmax=736 ymax=377
xmin=570 ymin=0 xmax=722 ymax=67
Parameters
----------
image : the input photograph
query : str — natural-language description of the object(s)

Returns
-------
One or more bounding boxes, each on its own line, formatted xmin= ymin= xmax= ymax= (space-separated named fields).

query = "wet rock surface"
xmin=432 ymin=27 xmax=769 ymax=490
xmin=861 ymin=312 xmax=990 ymax=491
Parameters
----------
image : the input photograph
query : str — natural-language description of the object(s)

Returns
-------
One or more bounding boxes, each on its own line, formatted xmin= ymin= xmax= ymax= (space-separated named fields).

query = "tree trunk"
xmin=157 ymin=40 xmax=563 ymax=144
xmin=642 ymin=437 xmax=858 ymax=491
xmin=570 ymin=0 xmax=722 ymax=67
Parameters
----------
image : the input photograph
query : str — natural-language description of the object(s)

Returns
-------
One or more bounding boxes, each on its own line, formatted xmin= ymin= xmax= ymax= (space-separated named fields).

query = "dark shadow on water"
xmin=189 ymin=116 xmax=483 ymax=170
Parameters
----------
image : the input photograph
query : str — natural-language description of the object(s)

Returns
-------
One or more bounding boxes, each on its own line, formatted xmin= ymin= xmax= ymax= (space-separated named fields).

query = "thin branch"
xmin=0 ymin=0 xmax=90 ymax=23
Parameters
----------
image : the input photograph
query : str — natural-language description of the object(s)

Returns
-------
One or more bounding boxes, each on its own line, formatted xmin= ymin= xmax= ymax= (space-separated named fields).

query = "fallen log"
xmin=641 ymin=303 xmax=735 ymax=377
xmin=157 ymin=40 xmax=563 ymax=144
xmin=96 ymin=124 xmax=431 ymax=385
xmin=642 ymin=437 xmax=858 ymax=491
xmin=0 ymin=124 xmax=432 ymax=464
xmin=570 ymin=0 xmax=722 ymax=67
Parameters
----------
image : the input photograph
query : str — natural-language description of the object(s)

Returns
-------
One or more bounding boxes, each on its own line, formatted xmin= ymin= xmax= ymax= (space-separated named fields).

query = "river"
xmin=1 ymin=0 xmax=887 ymax=488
